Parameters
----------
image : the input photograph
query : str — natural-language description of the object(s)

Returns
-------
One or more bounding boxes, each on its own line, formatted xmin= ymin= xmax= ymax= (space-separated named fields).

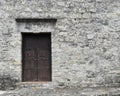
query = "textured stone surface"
xmin=0 ymin=74 xmax=18 ymax=90
xmin=0 ymin=0 xmax=120 ymax=90
xmin=1 ymin=87 xmax=120 ymax=96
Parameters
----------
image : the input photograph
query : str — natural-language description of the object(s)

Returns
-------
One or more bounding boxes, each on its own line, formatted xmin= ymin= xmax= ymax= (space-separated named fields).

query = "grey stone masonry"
xmin=1 ymin=87 xmax=120 ymax=96
xmin=0 ymin=0 xmax=120 ymax=90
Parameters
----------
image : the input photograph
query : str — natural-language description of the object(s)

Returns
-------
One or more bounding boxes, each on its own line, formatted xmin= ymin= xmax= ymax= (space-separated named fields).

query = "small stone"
xmin=24 ymin=8 xmax=32 ymax=12
xmin=87 ymin=34 xmax=95 ymax=39
xmin=58 ymin=82 xmax=65 ymax=86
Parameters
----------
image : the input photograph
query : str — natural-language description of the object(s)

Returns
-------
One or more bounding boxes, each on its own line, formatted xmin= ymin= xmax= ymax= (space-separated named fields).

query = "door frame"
xmin=21 ymin=32 xmax=52 ymax=82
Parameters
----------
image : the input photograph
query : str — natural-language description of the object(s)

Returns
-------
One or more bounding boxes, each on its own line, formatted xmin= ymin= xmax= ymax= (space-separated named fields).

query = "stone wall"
xmin=0 ymin=0 xmax=120 ymax=89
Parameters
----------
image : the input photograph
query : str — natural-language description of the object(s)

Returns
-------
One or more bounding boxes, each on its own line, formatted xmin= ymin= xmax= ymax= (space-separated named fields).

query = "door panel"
xmin=38 ymin=69 xmax=51 ymax=81
xmin=24 ymin=50 xmax=36 ymax=69
xmin=22 ymin=33 xmax=51 ymax=82
xmin=23 ymin=69 xmax=37 ymax=81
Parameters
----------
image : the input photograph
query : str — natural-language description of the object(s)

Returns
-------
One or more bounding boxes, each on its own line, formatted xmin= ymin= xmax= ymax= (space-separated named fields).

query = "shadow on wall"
xmin=0 ymin=75 xmax=18 ymax=90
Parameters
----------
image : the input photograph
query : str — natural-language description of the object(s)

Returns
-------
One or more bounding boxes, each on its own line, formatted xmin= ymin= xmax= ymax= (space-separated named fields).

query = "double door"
xmin=22 ymin=33 xmax=51 ymax=82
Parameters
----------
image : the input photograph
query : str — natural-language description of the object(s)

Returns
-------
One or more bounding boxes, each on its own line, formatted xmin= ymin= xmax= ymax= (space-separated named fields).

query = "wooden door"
xmin=22 ymin=33 xmax=51 ymax=82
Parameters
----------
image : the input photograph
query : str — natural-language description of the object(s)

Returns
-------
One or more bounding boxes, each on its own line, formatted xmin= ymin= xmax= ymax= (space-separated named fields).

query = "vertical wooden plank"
xmin=22 ymin=34 xmax=38 ymax=82
xmin=37 ymin=34 xmax=51 ymax=81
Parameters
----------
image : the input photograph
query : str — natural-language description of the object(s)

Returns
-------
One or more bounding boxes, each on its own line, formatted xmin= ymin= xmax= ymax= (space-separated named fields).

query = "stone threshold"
xmin=17 ymin=81 xmax=51 ymax=84
xmin=16 ymin=82 xmax=56 ymax=89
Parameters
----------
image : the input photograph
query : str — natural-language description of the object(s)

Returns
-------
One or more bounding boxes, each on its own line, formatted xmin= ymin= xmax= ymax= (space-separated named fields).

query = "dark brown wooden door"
xmin=22 ymin=33 xmax=51 ymax=82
